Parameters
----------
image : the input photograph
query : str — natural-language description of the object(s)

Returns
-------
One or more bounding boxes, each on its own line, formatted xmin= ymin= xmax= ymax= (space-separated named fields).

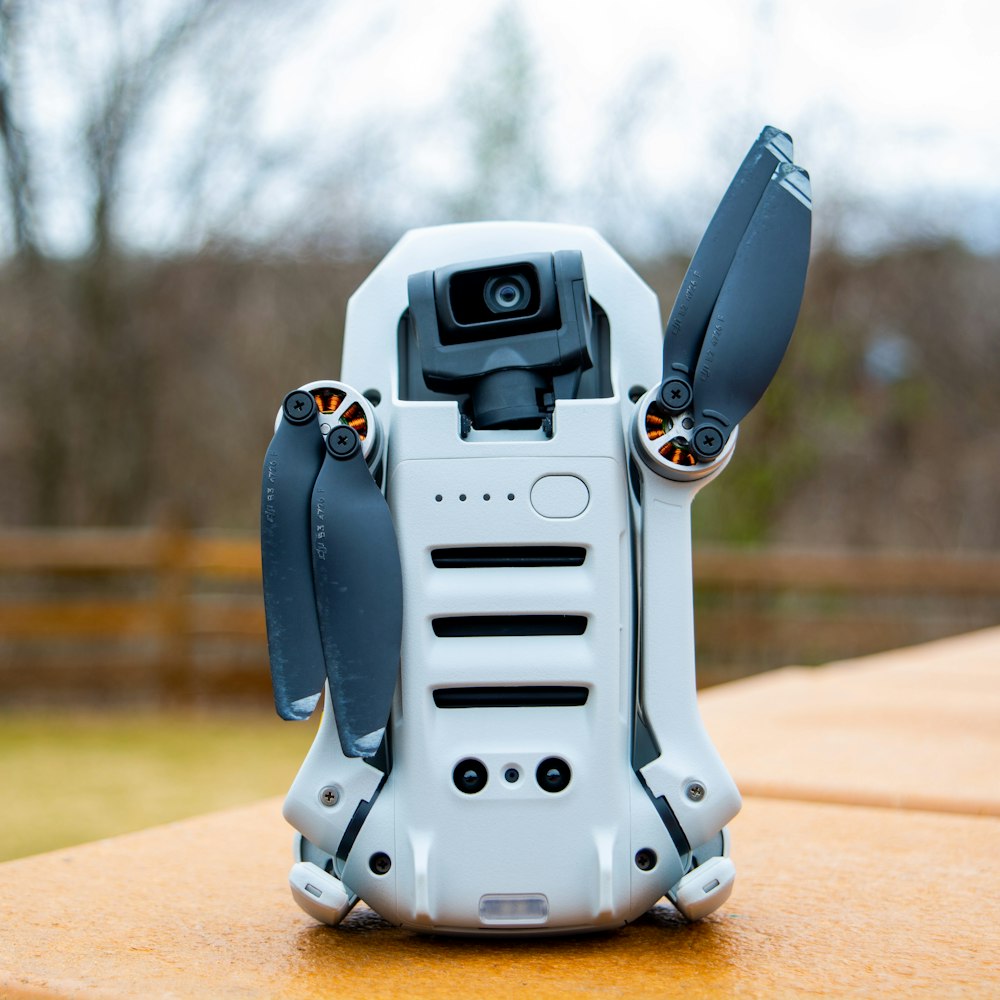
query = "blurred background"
xmin=1 ymin=0 xmax=998 ymax=859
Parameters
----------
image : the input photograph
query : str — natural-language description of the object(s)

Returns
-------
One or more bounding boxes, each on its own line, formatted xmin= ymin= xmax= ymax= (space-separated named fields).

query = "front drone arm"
xmin=630 ymin=436 xmax=742 ymax=850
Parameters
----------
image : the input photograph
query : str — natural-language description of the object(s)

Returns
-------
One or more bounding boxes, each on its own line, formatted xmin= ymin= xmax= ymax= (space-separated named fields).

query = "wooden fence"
xmin=1 ymin=529 xmax=998 ymax=705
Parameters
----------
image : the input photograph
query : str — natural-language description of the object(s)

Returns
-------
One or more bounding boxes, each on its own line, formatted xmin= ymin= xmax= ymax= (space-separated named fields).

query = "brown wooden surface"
xmin=702 ymin=626 xmax=1000 ymax=816
xmin=1 ymin=628 xmax=998 ymax=998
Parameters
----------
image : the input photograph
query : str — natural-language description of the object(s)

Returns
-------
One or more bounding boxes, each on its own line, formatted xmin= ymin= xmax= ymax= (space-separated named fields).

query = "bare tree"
xmin=0 ymin=0 xmax=325 ymax=525
xmin=0 ymin=0 xmax=39 ymax=259
xmin=446 ymin=5 xmax=551 ymax=222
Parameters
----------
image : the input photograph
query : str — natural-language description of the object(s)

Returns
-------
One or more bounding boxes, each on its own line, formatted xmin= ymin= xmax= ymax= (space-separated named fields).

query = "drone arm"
xmin=282 ymin=687 xmax=385 ymax=862
xmin=633 ymin=458 xmax=741 ymax=850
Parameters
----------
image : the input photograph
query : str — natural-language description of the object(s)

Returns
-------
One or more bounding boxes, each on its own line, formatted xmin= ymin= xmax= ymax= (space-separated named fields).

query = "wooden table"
xmin=2 ymin=629 xmax=998 ymax=998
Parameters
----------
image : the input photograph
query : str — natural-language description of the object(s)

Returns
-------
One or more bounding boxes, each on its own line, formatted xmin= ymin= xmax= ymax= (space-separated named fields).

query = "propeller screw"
xmin=692 ymin=426 xmax=723 ymax=459
xmin=660 ymin=379 xmax=692 ymax=412
xmin=685 ymin=780 xmax=706 ymax=802
xmin=327 ymin=425 xmax=360 ymax=460
xmin=318 ymin=786 xmax=340 ymax=807
xmin=282 ymin=390 xmax=317 ymax=425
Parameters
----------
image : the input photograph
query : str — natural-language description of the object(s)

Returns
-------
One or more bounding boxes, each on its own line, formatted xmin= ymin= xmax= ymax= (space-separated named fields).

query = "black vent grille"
xmin=431 ymin=546 xmax=586 ymax=569
xmin=433 ymin=686 xmax=589 ymax=709
xmin=431 ymin=615 xmax=587 ymax=638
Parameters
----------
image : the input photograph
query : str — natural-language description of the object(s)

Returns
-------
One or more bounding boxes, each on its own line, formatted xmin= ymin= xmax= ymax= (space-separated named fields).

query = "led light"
xmin=479 ymin=893 xmax=549 ymax=925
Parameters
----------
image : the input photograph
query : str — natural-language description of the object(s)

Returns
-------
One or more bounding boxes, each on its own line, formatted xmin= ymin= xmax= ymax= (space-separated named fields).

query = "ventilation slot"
xmin=431 ymin=546 xmax=586 ymax=569
xmin=433 ymin=686 xmax=589 ymax=709
xmin=431 ymin=615 xmax=587 ymax=637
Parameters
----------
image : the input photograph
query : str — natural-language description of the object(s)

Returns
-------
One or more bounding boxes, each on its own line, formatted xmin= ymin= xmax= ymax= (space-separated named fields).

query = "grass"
xmin=0 ymin=709 xmax=315 ymax=862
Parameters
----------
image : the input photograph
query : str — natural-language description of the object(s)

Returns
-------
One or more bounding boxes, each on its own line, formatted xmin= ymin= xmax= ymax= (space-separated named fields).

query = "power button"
xmin=529 ymin=475 xmax=590 ymax=518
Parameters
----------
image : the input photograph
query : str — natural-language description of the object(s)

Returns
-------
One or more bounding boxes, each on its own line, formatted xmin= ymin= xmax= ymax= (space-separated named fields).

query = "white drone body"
xmin=283 ymin=223 xmax=739 ymax=932
xmin=263 ymin=129 xmax=811 ymax=935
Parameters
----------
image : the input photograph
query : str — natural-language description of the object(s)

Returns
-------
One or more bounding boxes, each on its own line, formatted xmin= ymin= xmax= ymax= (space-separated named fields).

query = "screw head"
xmin=326 ymin=424 xmax=360 ymax=459
xmin=369 ymin=852 xmax=391 ymax=875
xmin=282 ymin=390 xmax=316 ymax=425
xmin=692 ymin=425 xmax=723 ymax=459
xmin=318 ymin=785 xmax=339 ymax=807
xmin=685 ymin=781 xmax=706 ymax=802
xmin=635 ymin=848 xmax=658 ymax=871
xmin=660 ymin=378 xmax=692 ymax=412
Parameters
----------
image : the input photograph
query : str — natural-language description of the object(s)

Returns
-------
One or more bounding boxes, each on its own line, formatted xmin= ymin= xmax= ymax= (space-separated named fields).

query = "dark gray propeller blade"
xmin=261 ymin=390 xmax=328 ymax=721
xmin=660 ymin=126 xmax=793 ymax=413
xmin=688 ymin=163 xmax=812 ymax=462
xmin=311 ymin=424 xmax=403 ymax=759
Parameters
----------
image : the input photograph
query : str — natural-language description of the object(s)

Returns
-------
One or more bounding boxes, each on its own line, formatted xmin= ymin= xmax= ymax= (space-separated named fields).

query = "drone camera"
xmin=433 ymin=255 xmax=558 ymax=342
xmin=446 ymin=263 xmax=546 ymax=330
xmin=408 ymin=251 xmax=593 ymax=430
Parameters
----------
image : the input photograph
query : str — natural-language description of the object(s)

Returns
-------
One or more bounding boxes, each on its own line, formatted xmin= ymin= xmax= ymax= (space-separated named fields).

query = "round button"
xmin=529 ymin=476 xmax=589 ymax=519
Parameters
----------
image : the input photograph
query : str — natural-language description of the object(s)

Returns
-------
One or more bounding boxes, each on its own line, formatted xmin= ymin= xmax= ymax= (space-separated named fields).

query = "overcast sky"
xmin=349 ymin=0 xmax=1000 ymax=248
xmin=12 ymin=0 xmax=1000 ymax=257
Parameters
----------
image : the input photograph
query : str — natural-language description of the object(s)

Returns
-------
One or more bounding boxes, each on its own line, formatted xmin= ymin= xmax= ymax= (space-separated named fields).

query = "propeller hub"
xmin=659 ymin=378 xmax=692 ymax=413
xmin=631 ymin=387 xmax=735 ymax=482
xmin=282 ymin=390 xmax=317 ymax=425
xmin=692 ymin=424 xmax=724 ymax=459
xmin=326 ymin=425 xmax=360 ymax=460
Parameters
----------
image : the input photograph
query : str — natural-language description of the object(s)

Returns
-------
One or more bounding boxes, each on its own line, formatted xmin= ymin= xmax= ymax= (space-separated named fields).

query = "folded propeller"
xmin=657 ymin=126 xmax=812 ymax=463
xmin=260 ymin=384 xmax=402 ymax=759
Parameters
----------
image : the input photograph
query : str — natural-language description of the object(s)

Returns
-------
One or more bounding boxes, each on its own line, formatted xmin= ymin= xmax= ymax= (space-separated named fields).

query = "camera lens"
xmin=453 ymin=758 xmax=488 ymax=794
xmin=484 ymin=274 xmax=530 ymax=314
xmin=536 ymin=757 xmax=571 ymax=793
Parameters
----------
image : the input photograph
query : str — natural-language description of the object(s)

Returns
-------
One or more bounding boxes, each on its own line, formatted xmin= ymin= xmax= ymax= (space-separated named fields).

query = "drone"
xmin=260 ymin=126 xmax=811 ymax=933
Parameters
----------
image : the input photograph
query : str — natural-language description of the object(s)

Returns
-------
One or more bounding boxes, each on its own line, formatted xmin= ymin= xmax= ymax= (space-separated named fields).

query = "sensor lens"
xmin=454 ymin=758 xmax=488 ymax=794
xmin=484 ymin=274 xmax=530 ymax=314
xmin=536 ymin=757 xmax=571 ymax=793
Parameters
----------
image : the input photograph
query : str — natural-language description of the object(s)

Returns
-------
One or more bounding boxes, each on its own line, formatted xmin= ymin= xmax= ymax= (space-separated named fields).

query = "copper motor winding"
xmin=645 ymin=399 xmax=697 ymax=467
xmin=311 ymin=389 xmax=369 ymax=442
